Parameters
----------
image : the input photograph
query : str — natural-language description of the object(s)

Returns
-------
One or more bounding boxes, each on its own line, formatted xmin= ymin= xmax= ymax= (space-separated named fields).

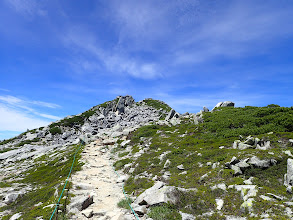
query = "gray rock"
xmin=231 ymin=165 xmax=242 ymax=175
xmin=247 ymin=156 xmax=271 ymax=168
xmin=284 ymin=158 xmax=293 ymax=187
xmin=163 ymin=159 xmax=171 ymax=169
xmin=289 ymin=139 xmax=293 ymax=146
xmin=235 ymin=161 xmax=250 ymax=170
xmin=165 ymin=109 xmax=176 ymax=121
xmin=3 ymin=193 xmax=20 ymax=204
xmin=212 ymin=101 xmax=235 ymax=111
xmin=267 ymin=193 xmax=284 ymax=201
xmin=215 ymin=198 xmax=224 ymax=210
xmin=180 ymin=211 xmax=195 ymax=220
xmin=9 ymin=213 xmax=22 ymax=220
xmin=177 ymin=164 xmax=184 ymax=170
xmin=133 ymin=205 xmax=147 ymax=215
xmin=222 ymin=101 xmax=235 ymax=107
xmin=232 ymin=140 xmax=241 ymax=149
xmin=238 ymin=142 xmax=254 ymax=150
xmin=230 ymin=156 xmax=240 ymax=165
xmin=133 ymin=181 xmax=178 ymax=206
xmin=81 ymin=209 xmax=94 ymax=218
xmin=203 ymin=106 xmax=209 ymax=112
xmin=68 ymin=195 xmax=94 ymax=211
xmin=244 ymin=136 xmax=255 ymax=145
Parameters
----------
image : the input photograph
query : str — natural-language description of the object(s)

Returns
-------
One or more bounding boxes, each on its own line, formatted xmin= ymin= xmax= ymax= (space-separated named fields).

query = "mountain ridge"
xmin=1 ymin=96 xmax=293 ymax=219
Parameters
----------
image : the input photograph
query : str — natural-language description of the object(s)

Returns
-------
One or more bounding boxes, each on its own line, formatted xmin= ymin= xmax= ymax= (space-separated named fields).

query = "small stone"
xmin=231 ymin=165 xmax=242 ymax=175
xmin=163 ymin=159 xmax=171 ymax=169
xmin=177 ymin=164 xmax=184 ymax=170
xmin=81 ymin=209 xmax=94 ymax=218
xmin=215 ymin=198 xmax=224 ymax=210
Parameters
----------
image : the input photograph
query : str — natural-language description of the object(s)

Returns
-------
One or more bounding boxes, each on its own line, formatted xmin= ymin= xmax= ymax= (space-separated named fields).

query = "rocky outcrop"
xmin=212 ymin=101 xmax=235 ymax=112
xmin=225 ymin=156 xmax=277 ymax=175
xmin=232 ymin=136 xmax=270 ymax=150
xmin=133 ymin=181 xmax=178 ymax=206
xmin=284 ymin=158 xmax=293 ymax=193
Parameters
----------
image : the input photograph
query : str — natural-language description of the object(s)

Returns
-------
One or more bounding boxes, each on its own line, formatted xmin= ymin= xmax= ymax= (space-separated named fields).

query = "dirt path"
xmin=70 ymin=139 xmax=135 ymax=220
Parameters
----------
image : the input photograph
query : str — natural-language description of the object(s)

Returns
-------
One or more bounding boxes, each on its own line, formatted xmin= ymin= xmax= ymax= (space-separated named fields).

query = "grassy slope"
xmin=113 ymin=106 xmax=293 ymax=219
xmin=0 ymin=144 xmax=84 ymax=220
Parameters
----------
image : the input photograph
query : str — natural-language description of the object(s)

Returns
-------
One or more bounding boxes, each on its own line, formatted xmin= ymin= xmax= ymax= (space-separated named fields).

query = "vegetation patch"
xmin=49 ymin=126 xmax=62 ymax=135
xmin=16 ymin=138 xmax=40 ymax=147
xmin=0 ymin=144 xmax=84 ymax=219
xmin=148 ymin=204 xmax=181 ymax=220
xmin=142 ymin=99 xmax=172 ymax=112
xmin=117 ymin=198 xmax=133 ymax=210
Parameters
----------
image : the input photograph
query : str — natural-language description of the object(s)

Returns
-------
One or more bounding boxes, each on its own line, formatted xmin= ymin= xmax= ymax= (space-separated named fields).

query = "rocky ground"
xmin=68 ymin=138 xmax=137 ymax=220
xmin=1 ymin=96 xmax=293 ymax=219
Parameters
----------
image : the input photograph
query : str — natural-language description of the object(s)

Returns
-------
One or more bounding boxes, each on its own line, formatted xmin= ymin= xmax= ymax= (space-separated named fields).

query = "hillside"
xmin=0 ymin=96 xmax=293 ymax=220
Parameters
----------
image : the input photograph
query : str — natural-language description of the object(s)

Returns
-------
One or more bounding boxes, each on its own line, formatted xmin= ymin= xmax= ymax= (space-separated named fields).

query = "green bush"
xmin=117 ymin=198 xmax=133 ymax=209
xmin=148 ymin=204 xmax=181 ymax=220
xmin=49 ymin=127 xmax=62 ymax=135
xmin=142 ymin=99 xmax=172 ymax=112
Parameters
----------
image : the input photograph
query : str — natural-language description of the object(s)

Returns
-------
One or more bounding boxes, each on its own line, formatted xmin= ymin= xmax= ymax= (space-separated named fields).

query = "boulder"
xmin=244 ymin=136 xmax=255 ymax=145
xmin=231 ymin=165 xmax=242 ymax=175
xmin=163 ymin=159 xmax=171 ymax=169
xmin=215 ymin=198 xmax=224 ymax=210
xmin=177 ymin=164 xmax=184 ymax=170
xmin=165 ymin=109 xmax=176 ymax=121
xmin=222 ymin=101 xmax=235 ymax=107
xmin=180 ymin=211 xmax=195 ymax=220
xmin=3 ymin=193 xmax=20 ymax=204
xmin=247 ymin=156 xmax=271 ymax=168
xmin=238 ymin=142 xmax=254 ymax=150
xmin=68 ymin=195 xmax=94 ymax=211
xmin=133 ymin=181 xmax=178 ymax=206
xmin=212 ymin=101 xmax=235 ymax=111
xmin=284 ymin=158 xmax=293 ymax=187
xmin=133 ymin=205 xmax=147 ymax=216
xmin=9 ymin=213 xmax=22 ymax=220
xmin=203 ymin=106 xmax=209 ymax=112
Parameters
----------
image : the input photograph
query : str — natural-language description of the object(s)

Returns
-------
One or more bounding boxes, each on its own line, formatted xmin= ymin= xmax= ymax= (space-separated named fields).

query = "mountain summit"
xmin=1 ymin=97 xmax=293 ymax=219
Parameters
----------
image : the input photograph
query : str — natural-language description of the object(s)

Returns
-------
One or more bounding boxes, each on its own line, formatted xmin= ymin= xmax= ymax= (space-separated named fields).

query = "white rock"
xmin=215 ymin=198 xmax=224 ymax=210
xmin=164 ymin=159 xmax=171 ymax=169
xmin=81 ymin=209 xmax=94 ymax=218
xmin=177 ymin=164 xmax=184 ymax=170
xmin=9 ymin=213 xmax=22 ymax=220
xmin=180 ymin=211 xmax=195 ymax=220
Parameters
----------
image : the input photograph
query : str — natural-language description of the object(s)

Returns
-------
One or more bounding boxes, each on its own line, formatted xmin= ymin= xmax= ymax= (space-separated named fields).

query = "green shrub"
xmin=148 ymin=204 xmax=181 ymax=220
xmin=49 ymin=127 xmax=62 ymax=135
xmin=142 ymin=99 xmax=172 ymax=112
xmin=113 ymin=158 xmax=132 ymax=170
xmin=117 ymin=198 xmax=133 ymax=209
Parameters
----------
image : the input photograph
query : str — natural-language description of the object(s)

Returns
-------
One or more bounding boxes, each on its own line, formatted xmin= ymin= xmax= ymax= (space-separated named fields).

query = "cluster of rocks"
xmin=192 ymin=101 xmax=235 ymax=124
xmin=225 ymin=156 xmax=277 ymax=175
xmin=130 ymin=181 xmax=197 ymax=219
xmin=0 ymin=96 xmax=167 ymax=151
xmin=233 ymin=135 xmax=271 ymax=150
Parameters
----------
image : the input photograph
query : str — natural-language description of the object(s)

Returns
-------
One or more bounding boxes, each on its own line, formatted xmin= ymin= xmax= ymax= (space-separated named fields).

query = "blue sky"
xmin=0 ymin=0 xmax=293 ymax=140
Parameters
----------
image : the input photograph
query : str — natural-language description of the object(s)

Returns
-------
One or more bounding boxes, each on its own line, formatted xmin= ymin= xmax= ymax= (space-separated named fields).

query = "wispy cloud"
xmin=0 ymin=88 xmax=10 ymax=92
xmin=0 ymin=104 xmax=50 ymax=132
xmin=5 ymin=0 xmax=47 ymax=17
xmin=0 ymin=95 xmax=61 ymax=121
xmin=62 ymin=24 xmax=163 ymax=79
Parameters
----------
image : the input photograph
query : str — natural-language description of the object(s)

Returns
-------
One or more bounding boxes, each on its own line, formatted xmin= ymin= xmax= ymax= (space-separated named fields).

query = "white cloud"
xmin=63 ymin=28 xmax=162 ymax=79
xmin=0 ymin=104 xmax=50 ymax=131
xmin=0 ymin=88 xmax=10 ymax=92
xmin=0 ymin=95 xmax=61 ymax=121
xmin=172 ymin=1 xmax=293 ymax=64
